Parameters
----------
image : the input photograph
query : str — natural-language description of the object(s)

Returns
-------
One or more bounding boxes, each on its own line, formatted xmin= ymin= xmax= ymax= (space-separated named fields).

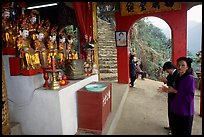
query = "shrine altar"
xmin=3 ymin=55 xmax=99 ymax=135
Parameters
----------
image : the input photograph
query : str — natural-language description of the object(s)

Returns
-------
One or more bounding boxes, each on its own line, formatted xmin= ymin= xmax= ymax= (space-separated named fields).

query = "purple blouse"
xmin=171 ymin=74 xmax=195 ymax=116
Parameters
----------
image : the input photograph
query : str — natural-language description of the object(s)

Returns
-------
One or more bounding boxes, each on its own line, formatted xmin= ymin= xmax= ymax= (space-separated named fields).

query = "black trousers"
xmin=167 ymin=94 xmax=175 ymax=129
xmin=171 ymin=112 xmax=194 ymax=135
xmin=130 ymin=75 xmax=136 ymax=86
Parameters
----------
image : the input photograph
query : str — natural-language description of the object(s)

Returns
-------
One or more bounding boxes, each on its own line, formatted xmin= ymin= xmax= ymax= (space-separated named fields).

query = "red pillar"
xmin=117 ymin=47 xmax=129 ymax=84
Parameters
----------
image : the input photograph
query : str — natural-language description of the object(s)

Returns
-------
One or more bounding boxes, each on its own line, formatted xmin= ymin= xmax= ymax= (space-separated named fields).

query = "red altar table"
xmin=3 ymin=47 xmax=16 ymax=55
xmin=9 ymin=57 xmax=43 ymax=76
xmin=77 ymin=82 xmax=112 ymax=134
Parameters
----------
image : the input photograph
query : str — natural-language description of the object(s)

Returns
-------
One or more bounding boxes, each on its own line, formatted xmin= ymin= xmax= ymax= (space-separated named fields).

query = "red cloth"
xmin=72 ymin=2 xmax=93 ymax=55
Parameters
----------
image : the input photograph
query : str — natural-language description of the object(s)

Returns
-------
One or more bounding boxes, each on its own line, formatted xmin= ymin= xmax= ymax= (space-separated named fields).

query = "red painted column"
xmin=117 ymin=47 xmax=129 ymax=84
xmin=170 ymin=8 xmax=187 ymax=64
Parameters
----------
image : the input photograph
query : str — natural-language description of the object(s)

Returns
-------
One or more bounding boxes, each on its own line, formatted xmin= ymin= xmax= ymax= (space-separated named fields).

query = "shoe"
xmin=164 ymin=126 xmax=171 ymax=130
xmin=130 ymin=85 xmax=135 ymax=88
xmin=168 ymin=130 xmax=172 ymax=135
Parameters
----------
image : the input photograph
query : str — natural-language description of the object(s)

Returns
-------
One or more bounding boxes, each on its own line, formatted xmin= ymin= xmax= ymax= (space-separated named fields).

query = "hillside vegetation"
xmin=129 ymin=19 xmax=172 ymax=80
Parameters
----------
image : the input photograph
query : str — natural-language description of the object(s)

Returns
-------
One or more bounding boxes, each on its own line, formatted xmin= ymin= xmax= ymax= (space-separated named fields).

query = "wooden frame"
xmin=115 ymin=31 xmax=127 ymax=47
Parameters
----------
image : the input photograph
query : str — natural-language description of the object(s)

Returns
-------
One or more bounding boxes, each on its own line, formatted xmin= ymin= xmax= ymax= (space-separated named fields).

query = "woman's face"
xmin=177 ymin=60 xmax=188 ymax=75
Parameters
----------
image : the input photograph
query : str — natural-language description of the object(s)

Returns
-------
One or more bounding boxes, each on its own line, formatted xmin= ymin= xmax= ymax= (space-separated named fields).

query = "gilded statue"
xmin=47 ymin=26 xmax=58 ymax=67
xmin=17 ymin=19 xmax=41 ymax=70
xmin=2 ymin=3 xmax=17 ymax=48
xmin=28 ymin=10 xmax=39 ymax=42
xmin=34 ymin=32 xmax=48 ymax=68
xmin=58 ymin=37 xmax=66 ymax=63
xmin=66 ymin=34 xmax=78 ymax=60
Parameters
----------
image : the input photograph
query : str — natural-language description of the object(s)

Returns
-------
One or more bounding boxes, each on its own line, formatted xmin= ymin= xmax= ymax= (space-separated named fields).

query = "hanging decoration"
xmin=120 ymin=2 xmax=181 ymax=16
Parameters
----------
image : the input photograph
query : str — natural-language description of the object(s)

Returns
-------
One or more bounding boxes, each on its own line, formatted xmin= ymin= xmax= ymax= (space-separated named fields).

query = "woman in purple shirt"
xmin=159 ymin=57 xmax=195 ymax=135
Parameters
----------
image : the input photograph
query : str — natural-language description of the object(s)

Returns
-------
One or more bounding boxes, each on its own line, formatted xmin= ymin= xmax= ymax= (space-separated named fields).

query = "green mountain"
xmin=129 ymin=19 xmax=172 ymax=80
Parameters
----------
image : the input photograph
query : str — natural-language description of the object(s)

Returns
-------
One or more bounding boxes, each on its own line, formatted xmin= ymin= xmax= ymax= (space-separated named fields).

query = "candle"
xmin=51 ymin=56 xmax=56 ymax=71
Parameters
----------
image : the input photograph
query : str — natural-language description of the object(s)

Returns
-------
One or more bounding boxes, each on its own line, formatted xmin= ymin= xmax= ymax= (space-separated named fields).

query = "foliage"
xmin=130 ymin=18 xmax=172 ymax=80
xmin=187 ymin=51 xmax=201 ymax=72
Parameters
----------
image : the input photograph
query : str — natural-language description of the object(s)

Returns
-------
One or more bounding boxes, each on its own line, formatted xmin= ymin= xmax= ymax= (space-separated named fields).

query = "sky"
xmin=146 ymin=4 xmax=202 ymax=30
xmin=145 ymin=4 xmax=202 ymax=53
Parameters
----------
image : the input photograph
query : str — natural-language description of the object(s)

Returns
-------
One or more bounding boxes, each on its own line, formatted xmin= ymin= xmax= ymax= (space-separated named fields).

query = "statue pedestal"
xmin=9 ymin=57 xmax=43 ymax=76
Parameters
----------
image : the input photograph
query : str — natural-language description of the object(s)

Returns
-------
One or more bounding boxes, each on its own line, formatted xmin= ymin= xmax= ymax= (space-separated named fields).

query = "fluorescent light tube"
xmin=27 ymin=3 xmax=58 ymax=10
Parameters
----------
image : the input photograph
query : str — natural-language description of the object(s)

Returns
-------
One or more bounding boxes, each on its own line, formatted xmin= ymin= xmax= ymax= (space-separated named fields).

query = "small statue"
xmin=47 ymin=26 xmax=58 ymax=67
xmin=33 ymin=26 xmax=48 ymax=68
xmin=43 ymin=20 xmax=51 ymax=40
xmin=66 ymin=34 xmax=78 ymax=60
xmin=58 ymin=36 xmax=66 ymax=63
xmin=17 ymin=18 xmax=41 ymax=70
xmin=2 ymin=3 xmax=17 ymax=48
xmin=28 ymin=10 xmax=39 ymax=42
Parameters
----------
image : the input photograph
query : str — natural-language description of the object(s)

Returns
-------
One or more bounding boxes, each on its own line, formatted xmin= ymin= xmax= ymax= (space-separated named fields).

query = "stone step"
xmin=99 ymin=60 xmax=118 ymax=65
xmin=98 ymin=41 xmax=116 ymax=46
xmin=99 ymin=64 xmax=118 ymax=69
xmin=99 ymin=51 xmax=117 ymax=55
xmin=99 ymin=48 xmax=116 ymax=50
xmin=99 ymin=57 xmax=117 ymax=62
xmin=98 ymin=39 xmax=115 ymax=42
xmin=99 ymin=68 xmax=117 ymax=73
xmin=100 ymin=73 xmax=118 ymax=81
xmin=99 ymin=47 xmax=116 ymax=51
xmin=97 ymin=16 xmax=118 ymax=79
xmin=99 ymin=54 xmax=117 ymax=58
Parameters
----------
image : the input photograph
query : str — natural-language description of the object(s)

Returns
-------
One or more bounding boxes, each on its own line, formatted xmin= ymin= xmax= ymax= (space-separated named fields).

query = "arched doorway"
xmin=115 ymin=3 xmax=188 ymax=84
xmin=129 ymin=16 xmax=172 ymax=81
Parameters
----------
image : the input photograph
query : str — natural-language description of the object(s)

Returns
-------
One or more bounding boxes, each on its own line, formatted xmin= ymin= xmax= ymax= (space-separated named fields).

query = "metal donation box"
xmin=77 ymin=82 xmax=112 ymax=133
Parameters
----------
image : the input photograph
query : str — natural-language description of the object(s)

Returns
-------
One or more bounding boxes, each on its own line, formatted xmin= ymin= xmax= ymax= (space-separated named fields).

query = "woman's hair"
xmin=162 ymin=61 xmax=176 ymax=71
xmin=130 ymin=54 xmax=135 ymax=60
xmin=175 ymin=57 xmax=194 ymax=89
